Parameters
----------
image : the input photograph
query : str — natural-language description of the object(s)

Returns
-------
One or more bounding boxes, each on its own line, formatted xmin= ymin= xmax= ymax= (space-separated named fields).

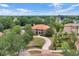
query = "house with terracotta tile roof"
xmin=63 ymin=23 xmax=79 ymax=35
xmin=32 ymin=24 xmax=49 ymax=35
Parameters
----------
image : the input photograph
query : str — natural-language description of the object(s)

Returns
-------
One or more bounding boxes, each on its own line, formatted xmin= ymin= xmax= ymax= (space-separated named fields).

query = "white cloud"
xmin=59 ymin=11 xmax=79 ymax=15
xmin=48 ymin=3 xmax=79 ymax=15
xmin=0 ymin=4 xmax=79 ymax=16
xmin=41 ymin=10 xmax=79 ymax=16
xmin=57 ymin=4 xmax=79 ymax=13
xmin=53 ymin=3 xmax=62 ymax=8
xmin=49 ymin=4 xmax=79 ymax=15
xmin=41 ymin=4 xmax=79 ymax=15
xmin=48 ymin=3 xmax=63 ymax=9
xmin=0 ymin=8 xmax=32 ymax=15
xmin=16 ymin=8 xmax=31 ymax=12
xmin=0 ymin=4 xmax=9 ymax=7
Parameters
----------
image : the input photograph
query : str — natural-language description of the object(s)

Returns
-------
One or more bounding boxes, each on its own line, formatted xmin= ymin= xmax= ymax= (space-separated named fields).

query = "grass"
xmin=27 ymin=37 xmax=45 ymax=49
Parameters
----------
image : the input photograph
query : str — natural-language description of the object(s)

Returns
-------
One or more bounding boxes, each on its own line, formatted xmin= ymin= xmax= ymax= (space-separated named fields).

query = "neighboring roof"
xmin=0 ymin=32 xmax=4 ymax=37
xmin=32 ymin=24 xmax=49 ymax=30
xmin=63 ymin=23 xmax=79 ymax=32
xmin=64 ymin=23 xmax=79 ymax=27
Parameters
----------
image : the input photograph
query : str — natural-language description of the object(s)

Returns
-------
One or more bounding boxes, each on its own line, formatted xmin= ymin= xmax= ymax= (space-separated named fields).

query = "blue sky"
xmin=0 ymin=3 xmax=79 ymax=16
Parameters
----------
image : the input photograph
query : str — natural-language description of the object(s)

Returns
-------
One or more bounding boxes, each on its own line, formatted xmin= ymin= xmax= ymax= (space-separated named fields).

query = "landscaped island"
xmin=0 ymin=16 xmax=79 ymax=56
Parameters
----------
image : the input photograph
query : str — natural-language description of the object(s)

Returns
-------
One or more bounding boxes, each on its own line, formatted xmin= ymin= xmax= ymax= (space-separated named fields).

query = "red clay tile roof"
xmin=32 ymin=24 xmax=49 ymax=30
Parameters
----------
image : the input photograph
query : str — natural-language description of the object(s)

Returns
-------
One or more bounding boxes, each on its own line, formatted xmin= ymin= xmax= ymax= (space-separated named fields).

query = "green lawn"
xmin=27 ymin=37 xmax=45 ymax=49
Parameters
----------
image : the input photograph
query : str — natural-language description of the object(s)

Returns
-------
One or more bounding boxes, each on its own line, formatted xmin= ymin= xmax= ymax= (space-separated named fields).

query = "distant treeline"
xmin=0 ymin=16 xmax=79 ymax=32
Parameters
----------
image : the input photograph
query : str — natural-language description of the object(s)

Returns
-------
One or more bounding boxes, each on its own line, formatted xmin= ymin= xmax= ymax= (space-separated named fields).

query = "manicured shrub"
xmin=45 ymin=28 xmax=53 ymax=37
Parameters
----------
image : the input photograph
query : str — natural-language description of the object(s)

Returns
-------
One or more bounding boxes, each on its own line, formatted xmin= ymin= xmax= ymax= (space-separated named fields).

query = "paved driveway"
xmin=19 ymin=36 xmax=52 ymax=56
xmin=34 ymin=36 xmax=51 ymax=50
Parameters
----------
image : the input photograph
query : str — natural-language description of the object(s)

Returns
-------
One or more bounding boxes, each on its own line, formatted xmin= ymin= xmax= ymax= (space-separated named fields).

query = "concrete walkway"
xmin=18 ymin=36 xmax=63 ymax=56
xmin=33 ymin=36 xmax=52 ymax=54
xmin=34 ymin=36 xmax=52 ymax=50
xmin=19 ymin=36 xmax=52 ymax=56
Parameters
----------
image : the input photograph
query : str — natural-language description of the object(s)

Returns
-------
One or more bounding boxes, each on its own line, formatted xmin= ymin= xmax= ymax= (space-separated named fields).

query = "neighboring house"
xmin=32 ymin=24 xmax=49 ymax=35
xmin=63 ymin=23 xmax=79 ymax=35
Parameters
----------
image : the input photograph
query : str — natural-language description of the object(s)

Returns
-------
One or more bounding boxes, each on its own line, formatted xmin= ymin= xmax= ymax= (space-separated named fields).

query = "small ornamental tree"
xmin=24 ymin=24 xmax=34 ymax=36
xmin=45 ymin=28 xmax=53 ymax=37
xmin=12 ymin=25 xmax=21 ymax=34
